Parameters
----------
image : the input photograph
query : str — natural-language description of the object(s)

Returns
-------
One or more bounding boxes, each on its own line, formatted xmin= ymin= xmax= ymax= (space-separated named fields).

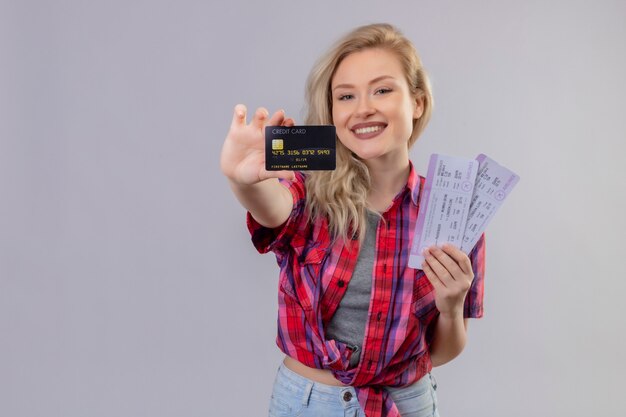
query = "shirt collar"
xmin=378 ymin=161 xmax=422 ymax=215
xmin=406 ymin=160 xmax=421 ymax=206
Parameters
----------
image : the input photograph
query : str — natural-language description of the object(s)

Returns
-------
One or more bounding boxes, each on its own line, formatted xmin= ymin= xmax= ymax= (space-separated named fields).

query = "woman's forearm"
xmin=229 ymin=178 xmax=293 ymax=228
xmin=429 ymin=314 xmax=468 ymax=367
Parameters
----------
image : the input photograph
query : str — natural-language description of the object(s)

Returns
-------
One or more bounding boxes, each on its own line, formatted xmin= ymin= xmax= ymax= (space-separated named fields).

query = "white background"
xmin=1 ymin=0 xmax=625 ymax=416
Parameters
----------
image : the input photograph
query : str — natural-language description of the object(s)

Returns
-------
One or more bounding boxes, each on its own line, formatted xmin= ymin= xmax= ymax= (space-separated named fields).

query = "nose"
xmin=355 ymin=96 xmax=375 ymax=118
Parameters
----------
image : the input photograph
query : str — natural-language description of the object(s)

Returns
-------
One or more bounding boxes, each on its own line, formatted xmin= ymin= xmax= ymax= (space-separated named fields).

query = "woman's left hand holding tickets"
xmin=421 ymin=244 xmax=474 ymax=318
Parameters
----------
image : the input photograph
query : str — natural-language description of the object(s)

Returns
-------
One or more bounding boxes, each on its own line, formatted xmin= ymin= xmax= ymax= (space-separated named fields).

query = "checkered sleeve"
xmin=464 ymin=233 xmax=486 ymax=318
xmin=246 ymin=172 xmax=308 ymax=258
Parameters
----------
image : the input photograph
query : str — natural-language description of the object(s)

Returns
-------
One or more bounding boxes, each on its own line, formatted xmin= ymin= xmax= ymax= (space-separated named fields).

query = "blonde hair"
xmin=303 ymin=23 xmax=433 ymax=241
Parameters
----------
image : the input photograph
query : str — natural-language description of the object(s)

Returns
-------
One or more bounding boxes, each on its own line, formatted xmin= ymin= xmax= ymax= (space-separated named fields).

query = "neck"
xmin=365 ymin=158 xmax=410 ymax=212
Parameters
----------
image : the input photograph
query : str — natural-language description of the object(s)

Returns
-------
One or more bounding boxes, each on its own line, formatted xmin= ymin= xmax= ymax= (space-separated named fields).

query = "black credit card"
xmin=265 ymin=125 xmax=336 ymax=171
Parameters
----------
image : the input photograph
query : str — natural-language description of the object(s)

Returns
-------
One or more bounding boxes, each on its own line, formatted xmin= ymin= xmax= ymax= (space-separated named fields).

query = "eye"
xmin=375 ymin=87 xmax=393 ymax=95
xmin=337 ymin=94 xmax=354 ymax=101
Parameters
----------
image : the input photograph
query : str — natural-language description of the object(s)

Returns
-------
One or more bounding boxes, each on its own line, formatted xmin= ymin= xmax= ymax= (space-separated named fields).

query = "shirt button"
xmin=337 ymin=280 xmax=345 ymax=288
xmin=343 ymin=391 xmax=353 ymax=402
xmin=377 ymin=311 xmax=382 ymax=321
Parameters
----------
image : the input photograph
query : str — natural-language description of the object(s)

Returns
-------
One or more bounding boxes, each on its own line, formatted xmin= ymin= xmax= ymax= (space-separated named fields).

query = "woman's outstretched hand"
xmin=220 ymin=104 xmax=296 ymax=185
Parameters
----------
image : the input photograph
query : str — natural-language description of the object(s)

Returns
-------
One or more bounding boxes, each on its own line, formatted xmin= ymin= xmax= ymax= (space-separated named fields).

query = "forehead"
xmin=332 ymin=48 xmax=405 ymax=86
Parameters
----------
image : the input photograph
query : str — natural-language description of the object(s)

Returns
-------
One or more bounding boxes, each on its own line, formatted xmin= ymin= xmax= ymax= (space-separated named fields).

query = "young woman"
xmin=220 ymin=23 xmax=485 ymax=417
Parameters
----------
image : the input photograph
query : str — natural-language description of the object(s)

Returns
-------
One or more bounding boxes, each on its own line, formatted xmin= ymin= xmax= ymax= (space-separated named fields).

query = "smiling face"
xmin=331 ymin=48 xmax=424 ymax=166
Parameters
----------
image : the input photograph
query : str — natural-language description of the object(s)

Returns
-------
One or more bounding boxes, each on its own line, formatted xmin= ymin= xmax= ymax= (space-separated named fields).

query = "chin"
xmin=351 ymin=151 xmax=383 ymax=161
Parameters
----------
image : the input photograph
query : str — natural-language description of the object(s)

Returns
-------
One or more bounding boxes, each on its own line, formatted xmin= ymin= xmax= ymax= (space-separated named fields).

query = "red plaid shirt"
xmin=247 ymin=163 xmax=486 ymax=417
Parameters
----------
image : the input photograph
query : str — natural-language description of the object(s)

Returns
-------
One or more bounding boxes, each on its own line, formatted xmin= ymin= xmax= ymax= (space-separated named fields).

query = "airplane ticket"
xmin=408 ymin=154 xmax=478 ymax=269
xmin=459 ymin=154 xmax=520 ymax=253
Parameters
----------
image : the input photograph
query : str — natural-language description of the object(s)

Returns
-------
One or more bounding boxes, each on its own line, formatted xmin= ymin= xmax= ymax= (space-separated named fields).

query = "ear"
xmin=413 ymin=94 xmax=425 ymax=119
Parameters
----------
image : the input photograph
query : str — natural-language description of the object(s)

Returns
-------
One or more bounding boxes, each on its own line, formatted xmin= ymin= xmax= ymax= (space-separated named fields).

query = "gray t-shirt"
xmin=325 ymin=210 xmax=379 ymax=368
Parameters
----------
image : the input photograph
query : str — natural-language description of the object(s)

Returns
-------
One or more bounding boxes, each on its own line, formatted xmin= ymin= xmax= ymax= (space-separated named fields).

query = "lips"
xmin=351 ymin=122 xmax=387 ymax=139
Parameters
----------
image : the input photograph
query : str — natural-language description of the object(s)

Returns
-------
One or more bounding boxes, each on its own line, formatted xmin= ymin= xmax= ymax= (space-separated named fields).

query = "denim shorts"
xmin=268 ymin=363 xmax=439 ymax=417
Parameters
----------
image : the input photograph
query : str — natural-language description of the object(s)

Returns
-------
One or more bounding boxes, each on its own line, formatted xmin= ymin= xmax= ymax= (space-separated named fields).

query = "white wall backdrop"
xmin=1 ymin=1 xmax=625 ymax=416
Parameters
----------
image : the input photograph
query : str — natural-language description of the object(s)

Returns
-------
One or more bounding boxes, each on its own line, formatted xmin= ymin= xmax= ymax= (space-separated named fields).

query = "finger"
xmin=441 ymin=243 xmax=473 ymax=275
xmin=252 ymin=107 xmax=269 ymax=129
xmin=423 ymin=248 xmax=452 ymax=286
xmin=231 ymin=104 xmax=247 ymax=128
xmin=267 ymin=109 xmax=286 ymax=127
xmin=282 ymin=117 xmax=295 ymax=127
xmin=421 ymin=262 xmax=444 ymax=291
xmin=428 ymin=246 xmax=464 ymax=280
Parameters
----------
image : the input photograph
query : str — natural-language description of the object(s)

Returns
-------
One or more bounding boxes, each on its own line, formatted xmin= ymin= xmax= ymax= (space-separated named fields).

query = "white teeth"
xmin=354 ymin=125 xmax=382 ymax=135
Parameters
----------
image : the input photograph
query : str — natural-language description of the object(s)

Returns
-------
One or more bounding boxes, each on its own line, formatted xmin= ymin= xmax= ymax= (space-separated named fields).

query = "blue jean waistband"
xmin=275 ymin=362 xmax=360 ymax=407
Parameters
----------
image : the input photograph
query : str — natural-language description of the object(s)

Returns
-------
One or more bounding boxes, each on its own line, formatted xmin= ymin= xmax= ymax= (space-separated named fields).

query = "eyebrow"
xmin=332 ymin=75 xmax=397 ymax=91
